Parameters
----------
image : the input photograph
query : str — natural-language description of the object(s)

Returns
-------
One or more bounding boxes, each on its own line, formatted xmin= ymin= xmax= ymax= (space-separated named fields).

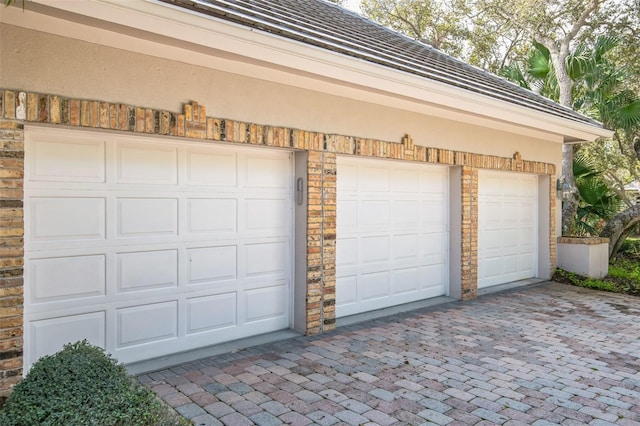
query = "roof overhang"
xmin=1 ymin=0 xmax=614 ymax=143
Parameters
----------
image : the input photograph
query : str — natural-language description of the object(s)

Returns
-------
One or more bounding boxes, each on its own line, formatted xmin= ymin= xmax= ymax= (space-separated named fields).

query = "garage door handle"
xmin=296 ymin=178 xmax=304 ymax=205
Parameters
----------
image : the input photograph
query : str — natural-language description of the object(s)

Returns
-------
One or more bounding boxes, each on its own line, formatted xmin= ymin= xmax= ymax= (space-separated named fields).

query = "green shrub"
xmin=0 ymin=340 xmax=188 ymax=426
xmin=619 ymin=238 xmax=640 ymax=260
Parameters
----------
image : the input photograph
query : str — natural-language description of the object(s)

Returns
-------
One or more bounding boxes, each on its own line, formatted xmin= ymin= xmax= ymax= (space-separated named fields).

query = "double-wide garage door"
xmin=24 ymin=128 xmax=292 ymax=369
xmin=336 ymin=157 xmax=449 ymax=317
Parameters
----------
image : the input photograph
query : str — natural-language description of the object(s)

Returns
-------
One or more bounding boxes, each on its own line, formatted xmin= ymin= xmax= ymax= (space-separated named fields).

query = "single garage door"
xmin=478 ymin=170 xmax=538 ymax=288
xmin=24 ymin=128 xmax=292 ymax=369
xmin=336 ymin=157 xmax=449 ymax=317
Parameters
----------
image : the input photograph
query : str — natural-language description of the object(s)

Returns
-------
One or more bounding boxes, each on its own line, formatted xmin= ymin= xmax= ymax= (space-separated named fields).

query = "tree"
xmin=360 ymin=0 xmax=530 ymax=72
xmin=502 ymin=35 xmax=640 ymax=255
xmin=361 ymin=0 xmax=639 ymax=236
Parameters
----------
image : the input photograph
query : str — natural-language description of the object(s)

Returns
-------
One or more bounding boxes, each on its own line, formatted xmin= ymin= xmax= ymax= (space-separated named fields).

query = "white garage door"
xmin=24 ymin=128 xmax=292 ymax=369
xmin=336 ymin=157 xmax=449 ymax=317
xmin=478 ymin=170 xmax=538 ymax=288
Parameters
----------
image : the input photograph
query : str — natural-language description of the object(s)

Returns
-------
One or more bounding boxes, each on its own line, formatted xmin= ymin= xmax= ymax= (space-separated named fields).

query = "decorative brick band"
xmin=2 ymin=89 xmax=555 ymax=175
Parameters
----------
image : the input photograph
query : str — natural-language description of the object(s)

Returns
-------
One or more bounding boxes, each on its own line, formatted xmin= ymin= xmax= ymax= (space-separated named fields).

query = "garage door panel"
xmin=360 ymin=236 xmax=390 ymax=263
xmin=419 ymin=169 xmax=446 ymax=193
xmin=30 ymin=197 xmax=105 ymax=241
xmin=391 ymin=201 xmax=419 ymax=228
xmin=187 ymin=246 xmax=237 ymax=284
xmin=245 ymin=241 xmax=288 ymax=277
xmin=116 ymin=144 xmax=178 ymax=185
xmin=336 ymin=275 xmax=357 ymax=306
xmin=391 ymin=168 xmax=419 ymax=192
xmin=420 ymin=265 xmax=444 ymax=289
xmin=359 ymin=272 xmax=390 ymax=301
xmin=337 ymin=157 xmax=449 ymax=317
xmin=420 ymin=200 xmax=446 ymax=230
xmin=392 ymin=268 xmax=419 ymax=294
xmin=420 ymin=233 xmax=446 ymax=256
xmin=336 ymin=238 xmax=357 ymax=268
xmin=117 ymin=198 xmax=178 ymax=237
xmin=480 ymin=258 xmax=501 ymax=279
xmin=186 ymin=293 xmax=237 ymax=334
xmin=392 ymin=234 xmax=418 ymax=260
xmin=359 ymin=166 xmax=389 ymax=191
xmin=244 ymin=285 xmax=287 ymax=323
xmin=29 ymin=311 xmax=106 ymax=366
xmin=187 ymin=198 xmax=237 ymax=233
xmin=186 ymin=150 xmax=237 ymax=187
xmin=30 ymin=138 xmax=105 ymax=183
xmin=246 ymin=156 xmax=290 ymax=189
xmin=245 ymin=198 xmax=289 ymax=232
xmin=502 ymin=204 xmax=519 ymax=224
xmin=478 ymin=171 xmax=538 ymax=289
xmin=339 ymin=164 xmax=357 ymax=190
xmin=117 ymin=301 xmax=178 ymax=348
xmin=519 ymin=204 xmax=535 ymax=223
xmin=25 ymin=130 xmax=292 ymax=368
xmin=117 ymin=250 xmax=178 ymax=293
xmin=359 ymin=200 xmax=389 ymax=227
xmin=337 ymin=200 xmax=357 ymax=233
xmin=30 ymin=255 xmax=105 ymax=303
xmin=501 ymin=229 xmax=519 ymax=249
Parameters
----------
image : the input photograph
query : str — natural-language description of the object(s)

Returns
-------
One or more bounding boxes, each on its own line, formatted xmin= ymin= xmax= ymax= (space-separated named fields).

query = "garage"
xmin=478 ymin=170 xmax=538 ymax=288
xmin=24 ymin=128 xmax=293 ymax=369
xmin=336 ymin=157 xmax=449 ymax=317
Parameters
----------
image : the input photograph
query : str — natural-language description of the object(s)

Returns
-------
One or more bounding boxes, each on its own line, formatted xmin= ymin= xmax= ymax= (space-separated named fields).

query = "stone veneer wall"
xmin=0 ymin=88 xmax=557 ymax=396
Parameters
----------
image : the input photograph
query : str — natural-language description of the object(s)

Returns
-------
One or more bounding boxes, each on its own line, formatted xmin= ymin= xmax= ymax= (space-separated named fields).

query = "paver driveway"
xmin=140 ymin=282 xmax=640 ymax=425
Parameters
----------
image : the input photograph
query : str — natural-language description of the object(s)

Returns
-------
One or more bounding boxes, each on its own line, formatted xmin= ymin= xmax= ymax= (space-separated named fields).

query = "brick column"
xmin=461 ymin=166 xmax=478 ymax=300
xmin=0 ymin=118 xmax=25 ymax=398
xmin=321 ymin=153 xmax=336 ymax=332
xmin=305 ymin=151 xmax=337 ymax=335
xmin=549 ymin=175 xmax=557 ymax=275
xmin=305 ymin=151 xmax=323 ymax=334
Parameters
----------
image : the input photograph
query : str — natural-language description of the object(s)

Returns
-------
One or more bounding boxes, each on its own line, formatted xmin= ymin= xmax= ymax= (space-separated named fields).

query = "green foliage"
xmin=572 ymin=151 xmax=622 ymax=235
xmin=0 ymin=341 xmax=188 ymax=426
xmin=619 ymin=238 xmax=640 ymax=259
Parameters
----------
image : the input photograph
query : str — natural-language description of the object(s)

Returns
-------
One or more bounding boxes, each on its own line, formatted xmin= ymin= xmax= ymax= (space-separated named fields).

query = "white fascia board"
xmin=8 ymin=0 xmax=613 ymax=142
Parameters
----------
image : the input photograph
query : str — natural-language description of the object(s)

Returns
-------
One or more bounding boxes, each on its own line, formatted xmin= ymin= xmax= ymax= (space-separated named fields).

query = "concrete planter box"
xmin=557 ymin=237 xmax=609 ymax=278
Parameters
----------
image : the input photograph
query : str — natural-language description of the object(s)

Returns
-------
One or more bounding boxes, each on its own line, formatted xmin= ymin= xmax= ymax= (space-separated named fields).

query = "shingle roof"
xmin=160 ymin=0 xmax=603 ymax=128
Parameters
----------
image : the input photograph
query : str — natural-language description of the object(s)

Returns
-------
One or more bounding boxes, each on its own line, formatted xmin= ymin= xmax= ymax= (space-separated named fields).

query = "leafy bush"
xmin=619 ymin=238 xmax=640 ymax=261
xmin=0 ymin=340 xmax=188 ymax=426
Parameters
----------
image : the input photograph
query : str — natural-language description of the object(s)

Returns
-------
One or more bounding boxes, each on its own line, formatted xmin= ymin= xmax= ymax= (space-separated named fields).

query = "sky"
xmin=344 ymin=0 xmax=361 ymax=13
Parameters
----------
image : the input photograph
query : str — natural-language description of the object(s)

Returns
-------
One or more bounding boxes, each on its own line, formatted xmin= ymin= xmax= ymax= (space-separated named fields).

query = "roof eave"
xmin=11 ymin=0 xmax=612 ymax=143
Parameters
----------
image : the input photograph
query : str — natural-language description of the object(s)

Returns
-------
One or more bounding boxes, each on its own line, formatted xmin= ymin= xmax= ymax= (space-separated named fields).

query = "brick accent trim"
xmin=0 ymin=118 xmax=24 ymax=398
xmin=461 ymin=166 xmax=478 ymax=300
xmin=0 ymin=88 xmax=559 ymax=396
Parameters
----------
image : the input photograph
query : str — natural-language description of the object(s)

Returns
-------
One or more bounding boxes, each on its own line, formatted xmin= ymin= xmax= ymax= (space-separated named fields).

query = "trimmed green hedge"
xmin=0 ymin=340 xmax=188 ymax=426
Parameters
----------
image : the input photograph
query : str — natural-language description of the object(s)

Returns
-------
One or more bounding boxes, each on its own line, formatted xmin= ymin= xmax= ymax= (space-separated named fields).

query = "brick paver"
xmin=142 ymin=283 xmax=640 ymax=425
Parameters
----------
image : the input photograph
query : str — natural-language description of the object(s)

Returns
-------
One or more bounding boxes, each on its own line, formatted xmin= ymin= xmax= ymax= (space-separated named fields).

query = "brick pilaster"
xmin=461 ymin=166 xmax=478 ymax=300
xmin=549 ymin=175 xmax=557 ymax=275
xmin=321 ymin=153 xmax=336 ymax=332
xmin=0 ymin=117 xmax=24 ymax=398
xmin=306 ymin=151 xmax=323 ymax=334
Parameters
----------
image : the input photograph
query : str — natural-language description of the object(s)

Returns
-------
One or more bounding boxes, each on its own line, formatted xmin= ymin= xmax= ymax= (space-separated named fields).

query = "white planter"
xmin=557 ymin=237 xmax=609 ymax=278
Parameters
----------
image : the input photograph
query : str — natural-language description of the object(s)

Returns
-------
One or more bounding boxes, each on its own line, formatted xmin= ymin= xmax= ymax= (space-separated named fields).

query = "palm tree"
xmin=573 ymin=152 xmax=622 ymax=236
xmin=501 ymin=35 xmax=640 ymax=257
